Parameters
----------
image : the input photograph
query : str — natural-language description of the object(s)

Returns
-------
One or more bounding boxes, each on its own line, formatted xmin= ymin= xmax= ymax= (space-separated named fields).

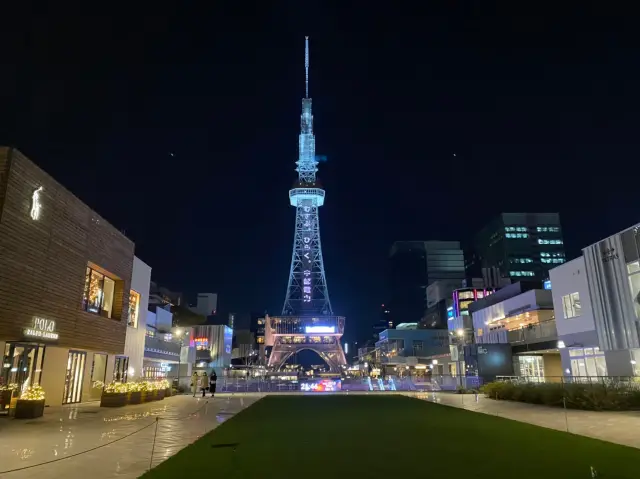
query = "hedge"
xmin=481 ymin=380 xmax=640 ymax=411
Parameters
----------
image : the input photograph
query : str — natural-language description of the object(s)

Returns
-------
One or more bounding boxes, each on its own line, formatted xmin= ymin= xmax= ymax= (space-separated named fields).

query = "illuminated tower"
xmin=267 ymin=37 xmax=346 ymax=372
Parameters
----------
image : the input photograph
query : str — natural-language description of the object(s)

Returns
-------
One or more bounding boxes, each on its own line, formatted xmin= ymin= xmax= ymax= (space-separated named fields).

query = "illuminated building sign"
xmin=193 ymin=337 xmax=209 ymax=350
xmin=301 ymin=204 xmax=313 ymax=307
xmin=24 ymin=317 xmax=58 ymax=340
xmin=300 ymin=379 xmax=341 ymax=392
xmin=305 ymin=326 xmax=335 ymax=334
xmin=30 ymin=186 xmax=43 ymax=220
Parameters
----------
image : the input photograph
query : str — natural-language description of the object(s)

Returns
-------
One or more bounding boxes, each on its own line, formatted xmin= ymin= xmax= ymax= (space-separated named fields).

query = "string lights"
xmin=20 ymin=385 xmax=45 ymax=401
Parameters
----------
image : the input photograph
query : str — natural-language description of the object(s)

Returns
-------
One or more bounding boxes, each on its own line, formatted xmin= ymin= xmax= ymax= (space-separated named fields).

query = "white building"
xmin=550 ymin=223 xmax=640 ymax=378
xmin=123 ymin=257 xmax=152 ymax=381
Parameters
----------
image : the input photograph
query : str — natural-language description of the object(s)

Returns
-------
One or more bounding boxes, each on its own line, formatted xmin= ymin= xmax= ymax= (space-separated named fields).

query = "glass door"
xmin=89 ymin=353 xmax=107 ymax=400
xmin=2 ymin=343 xmax=46 ymax=395
xmin=63 ymin=351 xmax=86 ymax=404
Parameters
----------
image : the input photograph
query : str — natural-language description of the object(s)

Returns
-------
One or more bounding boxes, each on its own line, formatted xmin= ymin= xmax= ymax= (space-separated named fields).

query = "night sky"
xmin=1 ymin=4 xmax=638 ymax=345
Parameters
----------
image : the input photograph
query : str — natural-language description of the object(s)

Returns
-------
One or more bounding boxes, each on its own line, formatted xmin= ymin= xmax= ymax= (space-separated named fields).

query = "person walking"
xmin=200 ymin=372 xmax=208 ymax=398
xmin=209 ymin=370 xmax=217 ymax=398
xmin=191 ymin=371 xmax=198 ymax=397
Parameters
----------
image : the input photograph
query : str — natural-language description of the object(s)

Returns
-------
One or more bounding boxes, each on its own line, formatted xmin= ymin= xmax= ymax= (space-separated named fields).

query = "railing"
xmin=144 ymin=336 xmax=181 ymax=360
xmin=507 ymin=320 xmax=557 ymax=344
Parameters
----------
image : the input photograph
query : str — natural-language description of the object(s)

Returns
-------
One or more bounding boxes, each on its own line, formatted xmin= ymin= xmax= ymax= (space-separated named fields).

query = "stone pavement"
xmin=407 ymin=391 xmax=640 ymax=449
xmin=0 ymin=393 xmax=263 ymax=479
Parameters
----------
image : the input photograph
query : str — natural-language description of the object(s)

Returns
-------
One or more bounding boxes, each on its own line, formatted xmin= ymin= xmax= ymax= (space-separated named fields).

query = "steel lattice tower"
xmin=266 ymin=37 xmax=346 ymax=372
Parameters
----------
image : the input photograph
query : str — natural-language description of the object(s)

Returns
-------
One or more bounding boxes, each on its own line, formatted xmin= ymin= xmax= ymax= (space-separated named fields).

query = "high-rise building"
xmin=373 ymin=304 xmax=394 ymax=340
xmin=388 ymin=241 xmax=465 ymax=324
xmin=472 ymin=213 xmax=565 ymax=282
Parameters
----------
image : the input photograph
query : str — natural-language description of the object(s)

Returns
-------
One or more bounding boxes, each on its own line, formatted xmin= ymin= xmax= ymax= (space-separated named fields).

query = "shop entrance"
xmin=89 ymin=353 xmax=107 ymax=400
xmin=63 ymin=351 xmax=86 ymax=404
xmin=1 ymin=342 xmax=46 ymax=394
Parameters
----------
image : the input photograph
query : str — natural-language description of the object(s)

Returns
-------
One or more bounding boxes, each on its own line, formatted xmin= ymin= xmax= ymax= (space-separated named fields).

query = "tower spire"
xmin=305 ymin=36 xmax=309 ymax=98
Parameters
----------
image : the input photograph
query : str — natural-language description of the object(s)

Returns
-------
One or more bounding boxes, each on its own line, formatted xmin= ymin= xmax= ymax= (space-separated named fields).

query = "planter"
xmin=14 ymin=399 xmax=45 ymax=419
xmin=100 ymin=392 xmax=127 ymax=407
xmin=128 ymin=391 xmax=142 ymax=404
xmin=1 ymin=390 xmax=14 ymax=411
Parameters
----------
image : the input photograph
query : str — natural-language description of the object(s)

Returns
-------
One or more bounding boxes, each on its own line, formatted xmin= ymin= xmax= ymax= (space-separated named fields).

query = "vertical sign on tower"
xmin=301 ymin=202 xmax=313 ymax=309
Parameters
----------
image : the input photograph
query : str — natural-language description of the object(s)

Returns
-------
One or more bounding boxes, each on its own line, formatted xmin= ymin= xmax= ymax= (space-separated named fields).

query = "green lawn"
xmin=143 ymin=395 xmax=640 ymax=478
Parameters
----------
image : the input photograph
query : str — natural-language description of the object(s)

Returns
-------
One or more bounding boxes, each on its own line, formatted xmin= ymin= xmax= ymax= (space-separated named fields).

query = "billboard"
xmin=300 ymin=379 xmax=342 ymax=392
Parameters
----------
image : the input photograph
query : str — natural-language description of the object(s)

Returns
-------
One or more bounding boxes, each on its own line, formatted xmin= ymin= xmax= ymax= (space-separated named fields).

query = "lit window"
xmin=128 ymin=290 xmax=140 ymax=328
xmin=82 ymin=266 xmax=116 ymax=318
xmin=562 ymin=292 xmax=582 ymax=319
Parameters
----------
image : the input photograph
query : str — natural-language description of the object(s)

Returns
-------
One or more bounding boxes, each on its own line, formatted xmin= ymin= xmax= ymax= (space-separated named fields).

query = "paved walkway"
xmin=0 ymin=393 xmax=262 ymax=478
xmin=407 ymin=391 xmax=640 ymax=449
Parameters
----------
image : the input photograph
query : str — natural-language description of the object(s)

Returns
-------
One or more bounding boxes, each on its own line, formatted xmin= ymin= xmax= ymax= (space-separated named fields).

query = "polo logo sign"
xmin=24 ymin=317 xmax=58 ymax=340
xmin=30 ymin=186 xmax=43 ymax=220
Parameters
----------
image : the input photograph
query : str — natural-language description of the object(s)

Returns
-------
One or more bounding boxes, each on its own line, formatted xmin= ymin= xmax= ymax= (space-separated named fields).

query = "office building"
xmin=472 ymin=213 xmax=565 ymax=282
xmin=388 ymin=241 xmax=465 ymax=324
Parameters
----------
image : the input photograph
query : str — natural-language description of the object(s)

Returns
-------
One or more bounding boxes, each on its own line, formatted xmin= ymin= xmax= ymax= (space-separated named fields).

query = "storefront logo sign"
xmin=24 ymin=317 xmax=58 ymax=340
xmin=601 ymin=247 xmax=619 ymax=263
xmin=30 ymin=186 xmax=43 ymax=220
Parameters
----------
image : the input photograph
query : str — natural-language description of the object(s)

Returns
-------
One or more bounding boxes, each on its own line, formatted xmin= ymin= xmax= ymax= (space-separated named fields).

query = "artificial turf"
xmin=142 ymin=395 xmax=640 ymax=478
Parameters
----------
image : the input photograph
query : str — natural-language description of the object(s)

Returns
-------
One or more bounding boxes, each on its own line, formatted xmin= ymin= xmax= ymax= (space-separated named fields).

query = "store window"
xmin=82 ymin=266 xmax=116 ymax=318
xmin=128 ymin=290 xmax=141 ymax=328
xmin=517 ymin=356 xmax=545 ymax=383
xmin=1 ymin=343 xmax=46 ymax=396
xmin=627 ymin=261 xmax=640 ymax=319
xmin=562 ymin=292 xmax=581 ymax=319
xmin=113 ymin=356 xmax=129 ymax=382
xmin=568 ymin=347 xmax=606 ymax=379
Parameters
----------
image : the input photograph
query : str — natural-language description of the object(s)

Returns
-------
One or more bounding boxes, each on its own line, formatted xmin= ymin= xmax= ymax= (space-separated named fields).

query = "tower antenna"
xmin=305 ymin=36 xmax=309 ymax=98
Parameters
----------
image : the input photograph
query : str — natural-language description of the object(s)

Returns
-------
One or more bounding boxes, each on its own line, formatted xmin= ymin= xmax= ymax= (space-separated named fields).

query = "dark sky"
xmin=1 ymin=4 xmax=638 ymax=345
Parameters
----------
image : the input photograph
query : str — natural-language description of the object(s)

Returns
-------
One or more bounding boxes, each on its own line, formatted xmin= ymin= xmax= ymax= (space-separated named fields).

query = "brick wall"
xmin=0 ymin=147 xmax=135 ymax=354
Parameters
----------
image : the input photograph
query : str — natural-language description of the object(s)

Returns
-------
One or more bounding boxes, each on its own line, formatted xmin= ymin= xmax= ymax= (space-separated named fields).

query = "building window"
xmin=412 ymin=340 xmax=424 ymax=355
xmin=82 ymin=266 xmax=116 ymax=318
xmin=627 ymin=261 xmax=640 ymax=319
xmin=541 ymin=258 xmax=565 ymax=264
xmin=113 ymin=356 xmax=129 ymax=382
xmin=509 ymin=271 xmax=534 ymax=277
xmin=562 ymin=292 xmax=581 ymax=319
xmin=511 ymin=258 xmax=533 ymax=264
xmin=128 ymin=290 xmax=140 ymax=328
xmin=538 ymin=239 xmax=563 ymax=245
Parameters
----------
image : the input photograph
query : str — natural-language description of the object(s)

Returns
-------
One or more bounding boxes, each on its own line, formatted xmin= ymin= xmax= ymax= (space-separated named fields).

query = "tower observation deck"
xmin=267 ymin=37 xmax=346 ymax=372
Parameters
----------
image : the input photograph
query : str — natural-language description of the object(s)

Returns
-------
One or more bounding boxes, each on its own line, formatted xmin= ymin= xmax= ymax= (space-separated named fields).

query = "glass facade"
xmin=569 ymin=347 xmax=607 ymax=378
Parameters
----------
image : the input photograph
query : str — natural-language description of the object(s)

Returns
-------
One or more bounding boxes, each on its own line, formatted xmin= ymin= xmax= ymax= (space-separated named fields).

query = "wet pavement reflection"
xmin=0 ymin=394 xmax=262 ymax=479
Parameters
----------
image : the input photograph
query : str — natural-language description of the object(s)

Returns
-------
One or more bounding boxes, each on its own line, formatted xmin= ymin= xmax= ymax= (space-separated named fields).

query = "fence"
xmin=199 ymin=375 xmax=484 ymax=393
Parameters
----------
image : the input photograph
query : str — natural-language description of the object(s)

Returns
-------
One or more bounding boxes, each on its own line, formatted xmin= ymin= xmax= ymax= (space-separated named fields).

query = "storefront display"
xmin=1 ymin=342 xmax=46 ymax=397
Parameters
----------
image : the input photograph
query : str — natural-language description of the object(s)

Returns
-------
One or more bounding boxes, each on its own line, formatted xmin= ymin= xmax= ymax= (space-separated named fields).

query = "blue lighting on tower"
xmin=283 ymin=36 xmax=332 ymax=316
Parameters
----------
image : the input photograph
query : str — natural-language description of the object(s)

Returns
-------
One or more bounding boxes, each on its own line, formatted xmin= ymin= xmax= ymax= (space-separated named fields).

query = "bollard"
xmin=149 ymin=417 xmax=159 ymax=471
